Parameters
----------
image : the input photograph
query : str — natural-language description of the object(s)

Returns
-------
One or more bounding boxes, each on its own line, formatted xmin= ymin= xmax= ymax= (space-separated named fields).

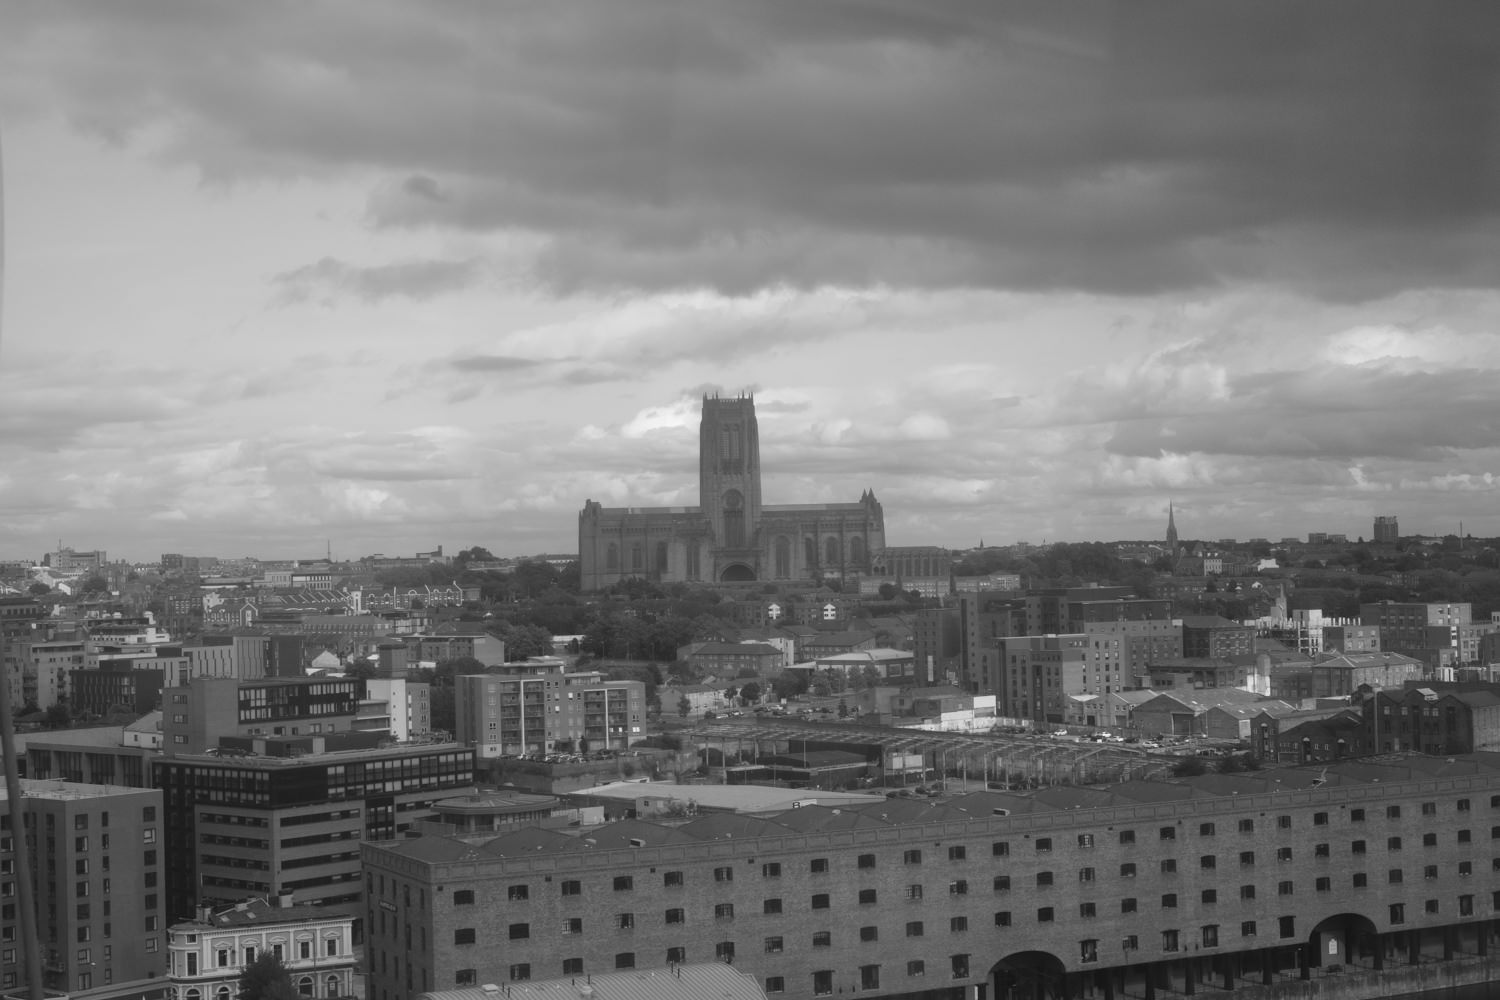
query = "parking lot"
xmin=685 ymin=715 xmax=1180 ymax=788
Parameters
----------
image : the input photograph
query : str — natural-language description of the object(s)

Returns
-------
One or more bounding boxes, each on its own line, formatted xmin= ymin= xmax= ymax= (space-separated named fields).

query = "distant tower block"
xmin=1373 ymin=515 xmax=1399 ymax=544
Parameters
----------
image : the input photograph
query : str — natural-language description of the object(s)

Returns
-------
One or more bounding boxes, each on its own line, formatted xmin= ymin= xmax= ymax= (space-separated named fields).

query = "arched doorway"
xmin=720 ymin=563 xmax=755 ymax=582
xmin=1310 ymin=912 xmax=1380 ymax=972
xmin=990 ymin=951 xmax=1068 ymax=1000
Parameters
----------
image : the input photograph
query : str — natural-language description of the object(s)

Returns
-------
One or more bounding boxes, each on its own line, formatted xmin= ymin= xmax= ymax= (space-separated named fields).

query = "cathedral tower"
xmin=699 ymin=393 xmax=762 ymax=556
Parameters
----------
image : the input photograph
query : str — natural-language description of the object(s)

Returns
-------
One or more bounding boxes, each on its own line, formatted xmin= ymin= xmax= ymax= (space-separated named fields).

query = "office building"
xmin=154 ymin=741 xmax=474 ymax=921
xmin=161 ymin=677 xmax=371 ymax=755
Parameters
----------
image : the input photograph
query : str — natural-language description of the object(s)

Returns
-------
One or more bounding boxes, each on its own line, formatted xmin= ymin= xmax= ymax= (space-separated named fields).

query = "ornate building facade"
xmin=579 ymin=394 xmax=886 ymax=592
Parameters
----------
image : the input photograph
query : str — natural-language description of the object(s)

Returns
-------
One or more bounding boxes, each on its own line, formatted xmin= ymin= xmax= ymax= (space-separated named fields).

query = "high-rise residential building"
xmin=957 ymin=591 xmax=1026 ymax=695
xmin=1360 ymin=601 xmax=1472 ymax=657
xmin=1180 ymin=615 xmax=1256 ymax=659
xmin=911 ymin=607 xmax=961 ymax=683
xmin=1078 ymin=618 xmax=1183 ymax=691
xmin=0 ymin=780 xmax=166 ymax=997
xmin=1373 ymin=515 xmax=1400 ymax=544
xmin=578 ymin=394 xmax=887 ymax=591
xmin=453 ymin=671 xmax=646 ymax=758
xmin=1025 ymin=587 xmax=1135 ymax=636
xmin=9 ymin=637 xmax=85 ymax=710
xmin=365 ymin=677 xmax=432 ymax=741
xmin=993 ymin=633 xmax=1088 ymax=722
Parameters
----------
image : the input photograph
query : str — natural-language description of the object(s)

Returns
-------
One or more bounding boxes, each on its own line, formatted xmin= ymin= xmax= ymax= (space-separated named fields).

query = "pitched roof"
xmin=677 ymin=813 xmax=790 ymax=841
xmin=562 ymin=819 xmax=698 ymax=853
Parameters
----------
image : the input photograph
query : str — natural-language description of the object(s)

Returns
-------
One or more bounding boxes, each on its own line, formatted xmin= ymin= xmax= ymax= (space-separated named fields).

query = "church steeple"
xmin=1166 ymin=501 xmax=1179 ymax=555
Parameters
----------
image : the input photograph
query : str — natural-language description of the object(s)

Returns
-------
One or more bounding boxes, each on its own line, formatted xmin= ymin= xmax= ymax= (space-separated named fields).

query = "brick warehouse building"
xmin=363 ymin=754 xmax=1500 ymax=1000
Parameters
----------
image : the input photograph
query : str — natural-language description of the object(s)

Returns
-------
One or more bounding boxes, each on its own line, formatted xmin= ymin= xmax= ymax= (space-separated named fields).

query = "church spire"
xmin=1166 ymin=501 xmax=1179 ymax=555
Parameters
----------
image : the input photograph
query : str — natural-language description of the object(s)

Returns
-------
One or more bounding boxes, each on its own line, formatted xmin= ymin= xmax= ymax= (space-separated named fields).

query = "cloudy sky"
xmin=2 ymin=2 xmax=1499 ymax=563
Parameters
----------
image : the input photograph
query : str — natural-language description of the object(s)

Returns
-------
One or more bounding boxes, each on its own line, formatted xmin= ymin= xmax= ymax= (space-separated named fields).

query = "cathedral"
xmin=578 ymin=394 xmax=887 ymax=592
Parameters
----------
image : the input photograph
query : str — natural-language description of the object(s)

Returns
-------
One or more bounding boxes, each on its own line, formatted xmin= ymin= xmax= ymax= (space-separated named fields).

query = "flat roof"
xmin=160 ymin=742 xmax=468 ymax=768
xmin=377 ymin=752 xmax=1500 ymax=869
xmin=567 ymin=780 xmax=881 ymax=813
xmin=0 ymin=779 xmax=155 ymax=803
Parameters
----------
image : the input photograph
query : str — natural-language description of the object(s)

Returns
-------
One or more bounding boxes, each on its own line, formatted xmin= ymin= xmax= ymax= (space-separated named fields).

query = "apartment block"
xmin=993 ymin=634 xmax=1088 ymax=723
xmin=1180 ymin=616 xmax=1256 ymax=660
xmin=1323 ymin=624 xmax=1382 ymax=654
xmin=412 ymin=634 xmax=507 ymax=668
xmin=912 ymin=608 xmax=961 ymax=683
xmin=1361 ymin=602 xmax=1472 ymax=653
xmin=454 ymin=671 xmax=646 ymax=758
xmin=0 ymin=781 xmax=166 ymax=997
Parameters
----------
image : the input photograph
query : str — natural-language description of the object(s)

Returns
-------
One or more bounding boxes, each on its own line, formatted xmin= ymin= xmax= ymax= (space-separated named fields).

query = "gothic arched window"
xmin=826 ymin=537 xmax=841 ymax=565
xmin=606 ymin=543 xmax=619 ymax=570
xmin=850 ymin=536 xmax=865 ymax=566
xmin=723 ymin=490 xmax=745 ymax=548
xmin=775 ymin=536 xmax=791 ymax=579
xmin=655 ymin=541 xmax=668 ymax=574
xmin=631 ymin=543 xmax=643 ymax=571
xmin=805 ymin=537 xmax=816 ymax=566
xmin=687 ymin=539 xmax=701 ymax=580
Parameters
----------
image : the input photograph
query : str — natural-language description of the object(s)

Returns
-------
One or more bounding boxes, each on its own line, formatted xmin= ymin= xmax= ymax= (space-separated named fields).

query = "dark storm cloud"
xmin=447 ymin=354 xmax=549 ymax=373
xmin=1102 ymin=365 xmax=1500 ymax=461
xmin=271 ymin=257 xmax=483 ymax=305
xmin=6 ymin=1 xmax=1500 ymax=298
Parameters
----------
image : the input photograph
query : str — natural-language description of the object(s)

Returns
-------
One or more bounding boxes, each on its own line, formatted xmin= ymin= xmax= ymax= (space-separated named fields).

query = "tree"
xmin=770 ymin=672 xmax=807 ymax=702
xmin=1171 ymin=756 xmax=1207 ymax=777
xmin=239 ymin=952 xmax=297 ymax=1000
xmin=79 ymin=575 xmax=110 ymax=595
xmin=738 ymin=681 xmax=762 ymax=704
xmin=677 ymin=695 xmax=691 ymax=718
xmin=344 ymin=661 xmax=376 ymax=680
xmin=724 ymin=685 xmax=739 ymax=704
xmin=27 ymin=582 xmax=50 ymax=596
xmin=44 ymin=702 xmax=72 ymax=730
xmin=454 ymin=546 xmax=496 ymax=566
xmin=502 ymin=623 xmax=554 ymax=661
